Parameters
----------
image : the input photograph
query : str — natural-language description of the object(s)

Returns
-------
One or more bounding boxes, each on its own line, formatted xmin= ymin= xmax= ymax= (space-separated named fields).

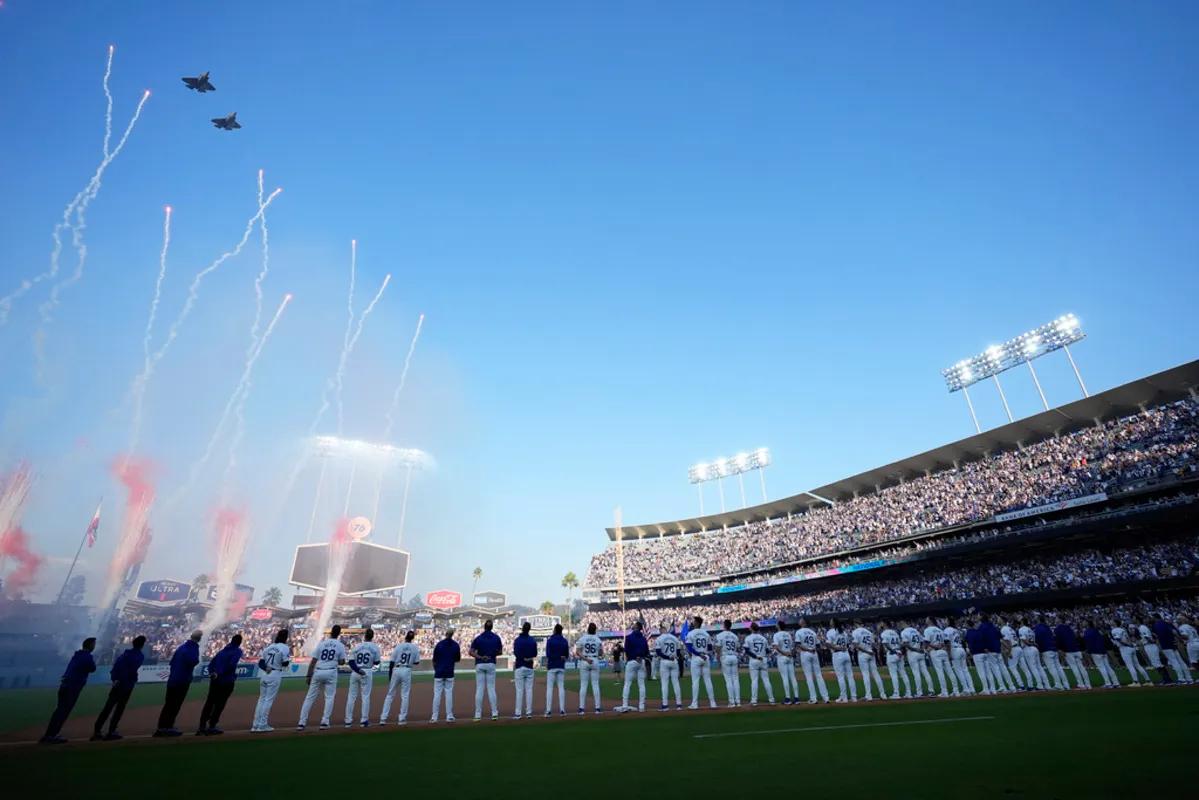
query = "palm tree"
xmin=263 ymin=586 xmax=283 ymax=607
xmin=539 ymin=600 xmax=554 ymax=616
xmin=191 ymin=573 xmax=210 ymax=601
xmin=561 ymin=572 xmax=579 ymax=629
xmin=471 ymin=567 xmax=483 ymax=597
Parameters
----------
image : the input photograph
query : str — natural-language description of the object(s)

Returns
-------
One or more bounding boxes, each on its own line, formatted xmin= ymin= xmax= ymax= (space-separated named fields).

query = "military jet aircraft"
xmin=211 ymin=112 xmax=242 ymax=130
xmin=181 ymin=71 xmax=216 ymax=92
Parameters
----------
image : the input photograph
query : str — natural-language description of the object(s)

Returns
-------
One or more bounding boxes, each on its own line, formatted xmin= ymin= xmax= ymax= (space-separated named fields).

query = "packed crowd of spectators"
xmin=580 ymin=534 xmax=1199 ymax=632
xmin=586 ymin=399 xmax=1199 ymax=588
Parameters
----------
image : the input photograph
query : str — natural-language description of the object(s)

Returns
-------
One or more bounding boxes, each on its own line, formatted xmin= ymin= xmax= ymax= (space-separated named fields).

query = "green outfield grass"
xmin=7 ymin=685 xmax=1198 ymax=797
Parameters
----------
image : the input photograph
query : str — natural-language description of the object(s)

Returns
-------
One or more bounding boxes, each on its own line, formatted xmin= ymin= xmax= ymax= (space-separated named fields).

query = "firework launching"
xmin=0 ymin=47 xmax=147 ymax=326
xmin=306 ymin=517 xmax=355 ymax=655
xmin=0 ymin=465 xmax=40 ymax=595
xmin=199 ymin=507 xmax=252 ymax=650
xmin=0 ymin=464 xmax=34 ymax=539
xmin=371 ymin=313 xmax=426 ymax=522
xmin=101 ymin=457 xmax=157 ymax=611
xmin=125 ymin=206 xmax=173 ymax=460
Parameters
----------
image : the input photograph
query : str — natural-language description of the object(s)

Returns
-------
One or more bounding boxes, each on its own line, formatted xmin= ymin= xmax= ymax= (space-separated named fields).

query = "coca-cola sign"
xmin=425 ymin=590 xmax=461 ymax=610
xmin=250 ymin=608 xmax=273 ymax=621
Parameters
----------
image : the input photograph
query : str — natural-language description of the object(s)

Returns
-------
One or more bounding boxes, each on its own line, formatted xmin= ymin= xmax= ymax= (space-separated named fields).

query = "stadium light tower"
xmin=688 ymin=447 xmax=771 ymax=514
xmin=941 ymin=314 xmax=1087 ymax=433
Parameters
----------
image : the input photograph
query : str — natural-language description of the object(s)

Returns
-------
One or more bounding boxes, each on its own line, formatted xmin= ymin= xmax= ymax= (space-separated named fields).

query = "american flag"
xmin=86 ymin=502 xmax=101 ymax=548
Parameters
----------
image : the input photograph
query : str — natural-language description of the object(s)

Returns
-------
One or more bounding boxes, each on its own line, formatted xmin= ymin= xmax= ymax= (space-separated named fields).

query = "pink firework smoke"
xmin=0 ymin=526 xmax=46 ymax=598
xmin=306 ymin=518 xmax=355 ymax=654
xmin=102 ymin=456 xmax=157 ymax=609
xmin=199 ymin=507 xmax=252 ymax=645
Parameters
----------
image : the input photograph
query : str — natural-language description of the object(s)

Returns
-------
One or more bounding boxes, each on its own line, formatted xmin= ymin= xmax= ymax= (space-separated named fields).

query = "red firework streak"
xmin=108 ymin=457 xmax=158 ymax=591
xmin=0 ymin=526 xmax=46 ymax=597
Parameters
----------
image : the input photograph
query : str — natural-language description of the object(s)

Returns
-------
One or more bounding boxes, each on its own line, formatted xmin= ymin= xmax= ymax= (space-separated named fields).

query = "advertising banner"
xmin=472 ymin=590 xmax=507 ymax=609
xmin=426 ymin=590 xmax=462 ymax=610
xmin=994 ymin=492 xmax=1107 ymax=523
xmin=136 ymin=580 xmax=190 ymax=603
xmin=207 ymin=583 xmax=255 ymax=604
xmin=518 ymin=614 xmax=561 ymax=637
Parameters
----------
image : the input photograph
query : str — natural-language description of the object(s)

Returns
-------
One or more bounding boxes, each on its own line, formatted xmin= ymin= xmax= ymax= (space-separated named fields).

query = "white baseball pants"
xmin=1063 ymin=652 xmax=1091 ymax=689
xmin=513 ymin=666 xmax=535 ymax=717
xmin=985 ymin=653 xmax=1015 ymax=692
xmin=906 ymin=651 xmax=933 ymax=696
xmin=951 ymin=647 xmax=974 ymax=694
xmin=253 ymin=674 xmax=281 ymax=729
xmin=689 ymin=655 xmax=717 ymax=708
xmin=775 ymin=654 xmax=798 ymax=701
xmin=622 ymin=659 xmax=646 ymax=710
xmin=1041 ymin=651 xmax=1069 ymax=690
xmin=1186 ymin=642 xmax=1199 ymax=668
xmin=1021 ymin=646 xmax=1049 ymax=689
xmin=1162 ymin=649 xmax=1192 ymax=683
xmin=1143 ymin=644 xmax=1162 ymax=668
xmin=857 ymin=652 xmax=885 ymax=700
xmin=748 ymin=658 xmax=775 ymax=704
xmin=298 ymin=668 xmax=338 ymax=727
xmin=545 ymin=668 xmax=566 ymax=713
xmin=1006 ymin=646 xmax=1030 ymax=688
xmin=885 ymin=653 xmax=912 ymax=698
xmin=380 ymin=667 xmax=413 ymax=722
xmin=659 ymin=660 xmax=682 ymax=707
xmin=1118 ymin=646 xmax=1149 ymax=684
xmin=578 ymin=662 xmax=602 ymax=710
xmin=719 ymin=655 xmax=741 ymax=706
xmin=431 ymin=677 xmax=454 ymax=721
xmin=1090 ymin=653 xmax=1118 ymax=687
xmin=474 ymin=663 xmax=498 ymax=719
xmin=831 ymin=652 xmax=855 ymax=701
xmin=930 ymin=649 xmax=958 ymax=696
xmin=800 ymin=652 xmax=829 ymax=702
xmin=344 ymin=670 xmax=373 ymax=724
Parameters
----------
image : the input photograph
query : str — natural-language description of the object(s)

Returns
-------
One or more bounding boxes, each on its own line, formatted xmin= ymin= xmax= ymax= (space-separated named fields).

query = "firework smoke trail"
xmin=124 ymin=206 xmax=173 ymax=462
xmin=334 ymin=240 xmax=357 ymax=436
xmin=102 ymin=45 xmax=114 ymax=158
xmin=100 ymin=457 xmax=156 ymax=611
xmin=198 ymin=508 xmax=252 ymax=651
xmin=306 ymin=518 xmax=355 ymax=655
xmin=0 ymin=526 xmax=46 ymax=598
xmin=39 ymin=88 xmax=153 ymax=324
xmin=370 ymin=313 xmax=425 ymax=521
xmin=246 ymin=170 xmax=269 ymax=352
xmin=223 ymin=293 xmax=294 ymax=497
xmin=0 ymin=465 xmax=35 ymax=575
xmin=334 ymin=272 xmax=391 ymax=434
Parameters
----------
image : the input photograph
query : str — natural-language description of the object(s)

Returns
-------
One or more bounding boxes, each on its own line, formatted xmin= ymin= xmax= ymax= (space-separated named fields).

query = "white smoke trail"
xmin=223 ymin=293 xmax=294 ymax=496
xmin=306 ymin=521 xmax=354 ymax=655
xmin=0 ymin=465 xmax=35 ymax=544
xmin=370 ymin=314 xmax=425 ymax=521
xmin=247 ymin=170 xmax=269 ymax=351
xmin=334 ymin=272 xmax=391 ymax=434
xmin=39 ymin=89 xmax=152 ymax=324
xmin=125 ymin=207 xmax=173 ymax=460
xmin=334 ymin=240 xmax=357 ymax=436
xmin=101 ymin=45 xmax=114 ymax=158
xmin=198 ymin=509 xmax=252 ymax=652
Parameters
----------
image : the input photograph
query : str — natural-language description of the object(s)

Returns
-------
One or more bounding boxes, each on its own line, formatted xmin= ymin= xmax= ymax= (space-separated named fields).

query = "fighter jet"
xmin=211 ymin=112 xmax=242 ymax=130
xmin=181 ymin=71 xmax=216 ymax=92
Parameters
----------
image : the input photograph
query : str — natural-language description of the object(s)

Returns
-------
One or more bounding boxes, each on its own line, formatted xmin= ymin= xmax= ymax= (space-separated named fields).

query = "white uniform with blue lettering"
xmin=1018 ymin=626 xmax=1049 ymax=689
xmin=772 ymin=630 xmax=797 ymax=702
xmin=901 ymin=626 xmax=933 ymax=696
xmin=685 ymin=628 xmax=718 ymax=708
xmin=344 ymin=641 xmax=382 ymax=725
xmin=1137 ymin=624 xmax=1163 ymax=668
xmin=743 ymin=632 xmax=775 ymax=704
xmin=826 ymin=628 xmax=856 ymax=702
xmin=253 ymin=642 xmax=290 ymax=730
xmin=1179 ymin=623 xmax=1199 ymax=667
xmin=715 ymin=630 xmax=742 ymax=707
xmin=381 ymin=642 xmax=420 ymax=723
xmin=1000 ymin=625 xmax=1029 ymax=688
xmin=298 ymin=638 xmax=347 ymax=728
xmin=796 ymin=627 xmax=829 ymax=703
xmin=852 ymin=627 xmax=886 ymax=700
xmin=655 ymin=632 xmax=683 ymax=708
xmin=880 ymin=628 xmax=911 ymax=699
xmin=1111 ymin=626 xmax=1149 ymax=684
xmin=575 ymin=633 xmax=603 ymax=712
xmin=923 ymin=625 xmax=958 ymax=696
xmin=942 ymin=626 xmax=974 ymax=695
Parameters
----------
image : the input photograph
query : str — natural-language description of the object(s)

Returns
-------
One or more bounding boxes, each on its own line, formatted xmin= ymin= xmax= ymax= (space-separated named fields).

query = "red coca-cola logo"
xmin=250 ymin=608 xmax=273 ymax=621
xmin=425 ymin=590 xmax=461 ymax=610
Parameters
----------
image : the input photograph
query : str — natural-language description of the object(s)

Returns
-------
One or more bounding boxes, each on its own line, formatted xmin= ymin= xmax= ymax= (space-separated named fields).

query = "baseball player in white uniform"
xmin=298 ymin=625 xmax=349 ymax=730
xmin=743 ymin=622 xmax=775 ymax=706
xmin=1152 ymin=613 xmax=1193 ymax=684
xmin=772 ymin=621 xmax=798 ymax=704
xmin=795 ymin=618 xmax=829 ymax=704
xmin=999 ymin=619 xmax=1030 ymax=690
xmin=943 ymin=619 xmax=975 ymax=695
xmin=685 ymin=617 xmax=718 ymax=709
xmin=901 ymin=621 xmax=933 ymax=697
xmin=575 ymin=623 xmax=604 ymax=714
xmin=252 ymin=629 xmax=291 ymax=732
xmin=380 ymin=630 xmax=420 ymax=724
xmin=879 ymin=621 xmax=912 ymax=700
xmin=715 ymin=620 xmax=742 ymax=708
xmin=1135 ymin=618 xmax=1163 ymax=674
xmin=1017 ymin=621 xmax=1049 ymax=690
xmin=851 ymin=619 xmax=885 ymax=701
xmin=344 ymin=628 xmax=382 ymax=727
xmin=655 ymin=626 xmax=683 ymax=711
xmin=1177 ymin=614 xmax=1199 ymax=671
xmin=1110 ymin=621 xmax=1149 ymax=685
xmin=923 ymin=617 xmax=959 ymax=698
xmin=825 ymin=620 xmax=857 ymax=704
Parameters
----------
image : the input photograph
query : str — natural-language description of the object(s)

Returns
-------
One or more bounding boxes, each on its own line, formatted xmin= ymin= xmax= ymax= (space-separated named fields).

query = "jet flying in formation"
xmin=181 ymin=71 xmax=216 ymax=92
xmin=211 ymin=112 xmax=242 ymax=130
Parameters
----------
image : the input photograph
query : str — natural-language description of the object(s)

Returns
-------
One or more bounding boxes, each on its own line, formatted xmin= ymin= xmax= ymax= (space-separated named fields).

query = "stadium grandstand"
xmin=582 ymin=360 xmax=1199 ymax=635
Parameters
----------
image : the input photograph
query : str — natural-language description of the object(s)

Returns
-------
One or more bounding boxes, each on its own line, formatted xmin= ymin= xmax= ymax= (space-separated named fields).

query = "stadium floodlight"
xmin=688 ymin=447 xmax=771 ymax=513
xmin=941 ymin=314 xmax=1088 ymax=433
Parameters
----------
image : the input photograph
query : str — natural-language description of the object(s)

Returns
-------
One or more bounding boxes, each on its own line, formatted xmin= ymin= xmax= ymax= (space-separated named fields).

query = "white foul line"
xmin=693 ymin=715 xmax=995 ymax=739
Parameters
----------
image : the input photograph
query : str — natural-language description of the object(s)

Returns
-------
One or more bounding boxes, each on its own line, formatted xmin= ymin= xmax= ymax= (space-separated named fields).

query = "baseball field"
xmin=2 ymin=670 xmax=1196 ymax=796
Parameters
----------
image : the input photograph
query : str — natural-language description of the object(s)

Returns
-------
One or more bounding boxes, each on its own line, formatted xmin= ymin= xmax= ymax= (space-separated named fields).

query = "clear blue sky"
xmin=1 ymin=2 xmax=1197 ymax=609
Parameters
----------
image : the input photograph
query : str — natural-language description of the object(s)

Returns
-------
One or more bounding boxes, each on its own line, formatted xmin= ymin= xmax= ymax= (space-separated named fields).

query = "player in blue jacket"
xmin=155 ymin=630 xmax=203 ymax=736
xmin=40 ymin=637 xmax=97 ymax=744
xmin=512 ymin=622 xmax=539 ymax=719
xmin=544 ymin=624 xmax=571 ymax=717
xmin=620 ymin=621 xmax=649 ymax=713
xmin=470 ymin=620 xmax=503 ymax=721
xmin=1033 ymin=619 xmax=1068 ymax=690
xmin=92 ymin=635 xmax=146 ymax=741
xmin=198 ymin=634 xmax=244 ymax=736
xmin=431 ymin=628 xmax=461 ymax=723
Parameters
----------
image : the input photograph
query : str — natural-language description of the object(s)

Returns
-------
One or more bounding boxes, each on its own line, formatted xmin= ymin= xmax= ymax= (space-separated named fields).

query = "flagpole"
xmin=57 ymin=497 xmax=101 ymax=605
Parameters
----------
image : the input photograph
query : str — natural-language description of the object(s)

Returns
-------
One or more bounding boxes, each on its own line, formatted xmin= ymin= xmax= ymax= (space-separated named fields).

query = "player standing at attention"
xmin=655 ymin=624 xmax=683 ymax=711
xmin=345 ymin=628 xmax=382 ymax=727
xmin=92 ymin=635 xmax=146 ymax=741
xmin=943 ymin=618 xmax=974 ymax=695
xmin=575 ymin=622 xmax=604 ymax=714
xmin=796 ymin=618 xmax=829 ymax=704
xmin=1152 ymin=613 xmax=1192 ymax=684
xmin=252 ymin=629 xmax=291 ymax=732
xmin=512 ymin=621 xmax=538 ymax=719
xmin=715 ymin=620 xmax=742 ymax=707
xmin=1083 ymin=620 xmax=1118 ymax=688
xmin=851 ymin=619 xmax=885 ymax=701
xmin=1110 ymin=620 xmax=1149 ymax=686
xmin=1176 ymin=614 xmax=1199 ymax=673
xmin=978 ymin=614 xmax=1015 ymax=694
xmin=964 ymin=621 xmax=994 ymax=695
xmin=1135 ymin=616 xmax=1169 ymax=684
xmin=879 ymin=621 xmax=912 ymax=700
xmin=299 ymin=625 xmax=354 ymax=730
xmin=470 ymin=619 xmax=503 ymax=722
xmin=381 ymin=630 xmax=421 ymax=725
xmin=619 ymin=620 xmax=649 ymax=712
xmin=1017 ymin=619 xmax=1049 ymax=690
xmin=1033 ymin=617 xmax=1068 ymax=691
xmin=900 ymin=620 xmax=931 ymax=697
xmin=431 ymin=628 xmax=460 ymax=723
xmin=41 ymin=637 xmax=97 ymax=744
xmin=772 ymin=620 xmax=798 ymax=704
xmin=686 ymin=617 xmax=718 ymax=709
xmin=611 ymin=641 xmax=624 ymax=687
xmin=825 ymin=619 xmax=857 ymax=704
xmin=922 ymin=617 xmax=958 ymax=698
xmin=544 ymin=623 xmax=570 ymax=717
xmin=1054 ymin=620 xmax=1089 ymax=690
xmin=999 ymin=618 xmax=1030 ymax=691
xmin=743 ymin=623 xmax=776 ymax=706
